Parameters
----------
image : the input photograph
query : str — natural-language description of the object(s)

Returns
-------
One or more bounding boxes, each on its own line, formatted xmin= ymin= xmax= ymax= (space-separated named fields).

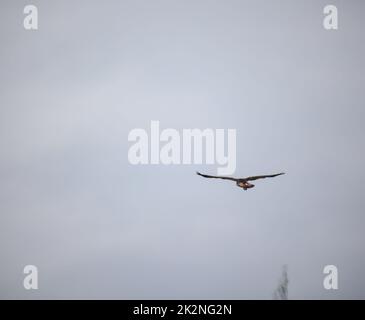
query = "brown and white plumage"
xmin=196 ymin=171 xmax=285 ymax=190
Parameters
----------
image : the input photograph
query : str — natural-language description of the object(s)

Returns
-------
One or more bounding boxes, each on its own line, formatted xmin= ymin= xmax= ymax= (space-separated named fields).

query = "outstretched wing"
xmin=196 ymin=171 xmax=237 ymax=181
xmin=244 ymin=172 xmax=285 ymax=181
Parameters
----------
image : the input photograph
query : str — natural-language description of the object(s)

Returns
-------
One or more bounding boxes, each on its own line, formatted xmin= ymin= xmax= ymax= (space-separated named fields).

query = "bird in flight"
xmin=196 ymin=171 xmax=285 ymax=190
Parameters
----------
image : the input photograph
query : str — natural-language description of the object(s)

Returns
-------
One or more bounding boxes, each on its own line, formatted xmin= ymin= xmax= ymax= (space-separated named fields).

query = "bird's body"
xmin=196 ymin=171 xmax=285 ymax=190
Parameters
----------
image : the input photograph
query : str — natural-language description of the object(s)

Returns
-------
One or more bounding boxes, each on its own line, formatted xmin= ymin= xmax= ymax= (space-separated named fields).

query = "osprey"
xmin=196 ymin=171 xmax=285 ymax=190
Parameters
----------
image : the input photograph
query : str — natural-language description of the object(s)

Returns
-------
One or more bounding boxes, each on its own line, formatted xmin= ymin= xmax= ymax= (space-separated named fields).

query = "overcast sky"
xmin=1 ymin=0 xmax=364 ymax=299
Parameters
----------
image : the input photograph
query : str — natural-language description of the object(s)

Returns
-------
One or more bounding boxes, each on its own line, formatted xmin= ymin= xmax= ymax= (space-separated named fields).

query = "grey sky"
xmin=0 ymin=0 xmax=364 ymax=299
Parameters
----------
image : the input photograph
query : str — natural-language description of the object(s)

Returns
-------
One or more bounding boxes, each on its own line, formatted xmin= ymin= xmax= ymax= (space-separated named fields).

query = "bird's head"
xmin=237 ymin=181 xmax=254 ymax=189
